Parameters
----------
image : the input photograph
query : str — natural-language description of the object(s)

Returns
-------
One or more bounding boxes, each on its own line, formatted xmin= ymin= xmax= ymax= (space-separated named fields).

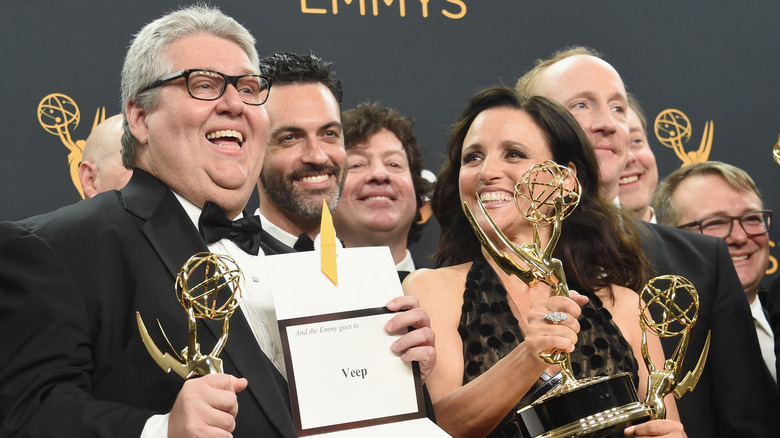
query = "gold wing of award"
xmin=674 ymin=331 xmax=710 ymax=398
xmin=136 ymin=252 xmax=243 ymax=379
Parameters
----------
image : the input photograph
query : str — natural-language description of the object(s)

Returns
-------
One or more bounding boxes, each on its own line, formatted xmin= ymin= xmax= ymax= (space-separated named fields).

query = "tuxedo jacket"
xmin=639 ymin=222 xmax=779 ymax=438
xmin=0 ymin=170 xmax=297 ymax=438
xmin=768 ymin=276 xmax=780 ymax=393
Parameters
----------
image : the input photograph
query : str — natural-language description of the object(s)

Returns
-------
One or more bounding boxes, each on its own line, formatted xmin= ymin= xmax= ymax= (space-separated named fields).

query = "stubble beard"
xmin=261 ymin=164 xmax=345 ymax=220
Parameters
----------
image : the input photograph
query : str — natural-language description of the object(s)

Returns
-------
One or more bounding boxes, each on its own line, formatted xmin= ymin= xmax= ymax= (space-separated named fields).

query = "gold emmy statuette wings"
xmin=673 ymin=331 xmax=710 ymax=398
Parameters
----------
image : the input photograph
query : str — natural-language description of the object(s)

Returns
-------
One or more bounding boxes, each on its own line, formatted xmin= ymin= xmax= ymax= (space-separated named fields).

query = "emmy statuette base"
xmin=517 ymin=373 xmax=653 ymax=438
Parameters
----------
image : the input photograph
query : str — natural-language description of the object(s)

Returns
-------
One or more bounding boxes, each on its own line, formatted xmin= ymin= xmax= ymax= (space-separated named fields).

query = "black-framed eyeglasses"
xmin=139 ymin=69 xmax=272 ymax=105
xmin=678 ymin=210 xmax=773 ymax=238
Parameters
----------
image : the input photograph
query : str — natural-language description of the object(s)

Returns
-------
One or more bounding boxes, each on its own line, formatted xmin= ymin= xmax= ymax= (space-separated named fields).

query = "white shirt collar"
xmin=173 ymin=192 xmax=204 ymax=228
xmin=395 ymin=249 xmax=416 ymax=272
xmin=255 ymin=209 xmax=299 ymax=248
xmin=750 ymin=297 xmax=777 ymax=382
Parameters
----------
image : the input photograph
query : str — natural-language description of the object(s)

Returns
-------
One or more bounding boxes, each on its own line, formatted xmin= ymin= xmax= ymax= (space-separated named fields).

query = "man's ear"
xmin=125 ymin=101 xmax=149 ymax=147
xmin=78 ymin=161 xmax=98 ymax=199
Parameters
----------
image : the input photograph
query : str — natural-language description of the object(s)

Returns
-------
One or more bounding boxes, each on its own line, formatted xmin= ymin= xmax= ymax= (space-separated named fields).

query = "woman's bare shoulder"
xmin=404 ymin=263 xmax=472 ymax=297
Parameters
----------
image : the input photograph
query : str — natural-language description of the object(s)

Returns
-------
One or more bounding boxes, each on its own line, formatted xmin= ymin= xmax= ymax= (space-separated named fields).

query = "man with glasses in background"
xmin=654 ymin=161 xmax=776 ymax=384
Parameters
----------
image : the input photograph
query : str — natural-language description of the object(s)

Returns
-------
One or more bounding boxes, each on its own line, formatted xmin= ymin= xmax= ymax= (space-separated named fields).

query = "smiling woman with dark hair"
xmin=404 ymin=87 xmax=686 ymax=438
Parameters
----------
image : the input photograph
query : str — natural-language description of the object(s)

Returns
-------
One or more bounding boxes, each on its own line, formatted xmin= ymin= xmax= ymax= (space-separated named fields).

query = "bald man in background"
xmin=516 ymin=46 xmax=778 ymax=438
xmin=78 ymin=114 xmax=133 ymax=198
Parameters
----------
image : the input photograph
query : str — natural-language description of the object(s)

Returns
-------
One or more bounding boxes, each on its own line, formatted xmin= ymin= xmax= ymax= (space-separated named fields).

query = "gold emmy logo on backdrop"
xmin=639 ymin=275 xmax=710 ymax=420
xmin=37 ymin=93 xmax=106 ymax=199
xmin=772 ymin=134 xmax=780 ymax=166
xmin=136 ymin=253 xmax=243 ymax=379
xmin=768 ymin=241 xmax=778 ymax=276
xmin=465 ymin=160 xmax=656 ymax=438
xmin=654 ymin=109 xmax=713 ymax=168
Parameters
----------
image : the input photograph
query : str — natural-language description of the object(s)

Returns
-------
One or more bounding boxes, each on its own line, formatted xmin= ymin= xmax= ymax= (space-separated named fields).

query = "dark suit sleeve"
xmin=0 ymin=222 xmax=152 ymax=438
xmin=769 ymin=276 xmax=780 ymax=393
xmin=707 ymin=239 xmax=779 ymax=436
xmin=674 ymin=234 xmax=779 ymax=438
xmin=647 ymin=225 xmax=779 ymax=438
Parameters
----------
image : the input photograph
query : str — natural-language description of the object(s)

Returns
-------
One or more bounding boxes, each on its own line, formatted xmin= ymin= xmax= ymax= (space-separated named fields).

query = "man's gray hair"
xmin=120 ymin=4 xmax=259 ymax=167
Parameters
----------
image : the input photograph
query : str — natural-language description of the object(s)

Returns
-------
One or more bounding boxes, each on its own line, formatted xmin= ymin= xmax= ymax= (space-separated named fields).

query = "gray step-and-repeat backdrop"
xmin=3 ymin=1 xmax=779 ymax=285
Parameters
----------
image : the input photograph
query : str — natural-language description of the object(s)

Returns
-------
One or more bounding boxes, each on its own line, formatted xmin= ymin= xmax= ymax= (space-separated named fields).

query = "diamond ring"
xmin=543 ymin=311 xmax=568 ymax=324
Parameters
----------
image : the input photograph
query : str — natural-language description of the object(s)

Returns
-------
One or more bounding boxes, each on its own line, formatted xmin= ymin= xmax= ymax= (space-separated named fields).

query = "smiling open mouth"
xmin=300 ymin=174 xmax=329 ymax=183
xmin=206 ymin=129 xmax=244 ymax=149
xmin=480 ymin=192 xmax=513 ymax=203
xmin=619 ymin=175 xmax=639 ymax=185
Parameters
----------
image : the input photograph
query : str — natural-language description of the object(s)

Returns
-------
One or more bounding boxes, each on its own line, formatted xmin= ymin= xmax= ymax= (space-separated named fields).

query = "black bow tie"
xmin=293 ymin=233 xmax=315 ymax=252
xmin=198 ymin=201 xmax=263 ymax=255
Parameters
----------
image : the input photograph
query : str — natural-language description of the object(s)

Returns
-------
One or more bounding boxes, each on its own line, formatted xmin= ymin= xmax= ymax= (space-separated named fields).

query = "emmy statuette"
xmin=638 ymin=275 xmax=710 ymax=420
xmin=136 ymin=252 xmax=243 ymax=379
xmin=465 ymin=161 xmax=653 ymax=438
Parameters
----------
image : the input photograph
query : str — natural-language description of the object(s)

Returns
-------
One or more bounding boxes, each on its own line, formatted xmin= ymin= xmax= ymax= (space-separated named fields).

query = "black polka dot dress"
xmin=458 ymin=254 xmax=639 ymax=437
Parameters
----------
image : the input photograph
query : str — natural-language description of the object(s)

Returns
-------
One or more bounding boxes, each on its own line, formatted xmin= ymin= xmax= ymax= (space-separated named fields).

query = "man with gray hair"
xmin=1 ymin=11 xmax=436 ymax=437
xmin=0 ymin=5 xmax=290 ymax=437
xmin=654 ymin=161 xmax=776 ymax=384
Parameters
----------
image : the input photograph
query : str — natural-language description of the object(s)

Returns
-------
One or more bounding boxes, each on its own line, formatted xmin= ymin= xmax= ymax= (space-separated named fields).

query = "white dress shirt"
xmin=257 ymin=210 xmax=299 ymax=249
xmin=395 ymin=249 xmax=416 ymax=273
xmin=750 ymin=296 xmax=777 ymax=382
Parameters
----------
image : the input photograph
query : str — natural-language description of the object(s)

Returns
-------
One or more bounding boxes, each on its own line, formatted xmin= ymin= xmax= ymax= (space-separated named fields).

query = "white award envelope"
xmin=267 ymin=246 xmax=449 ymax=437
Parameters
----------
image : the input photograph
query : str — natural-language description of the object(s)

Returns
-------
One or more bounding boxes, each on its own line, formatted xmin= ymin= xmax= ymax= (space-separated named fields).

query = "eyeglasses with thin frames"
xmin=678 ymin=210 xmax=773 ymax=239
xmin=139 ymin=69 xmax=272 ymax=105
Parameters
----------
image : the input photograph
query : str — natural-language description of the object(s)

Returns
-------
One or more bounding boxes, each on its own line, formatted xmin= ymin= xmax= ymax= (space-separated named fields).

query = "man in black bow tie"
xmin=0 ymin=6 xmax=298 ymax=438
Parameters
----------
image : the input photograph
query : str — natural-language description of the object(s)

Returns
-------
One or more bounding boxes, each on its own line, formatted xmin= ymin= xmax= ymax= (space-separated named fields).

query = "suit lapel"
xmin=260 ymin=229 xmax=296 ymax=255
xmin=121 ymin=170 xmax=296 ymax=436
xmin=120 ymin=169 xmax=205 ymax=279
xmin=637 ymin=220 xmax=674 ymax=276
